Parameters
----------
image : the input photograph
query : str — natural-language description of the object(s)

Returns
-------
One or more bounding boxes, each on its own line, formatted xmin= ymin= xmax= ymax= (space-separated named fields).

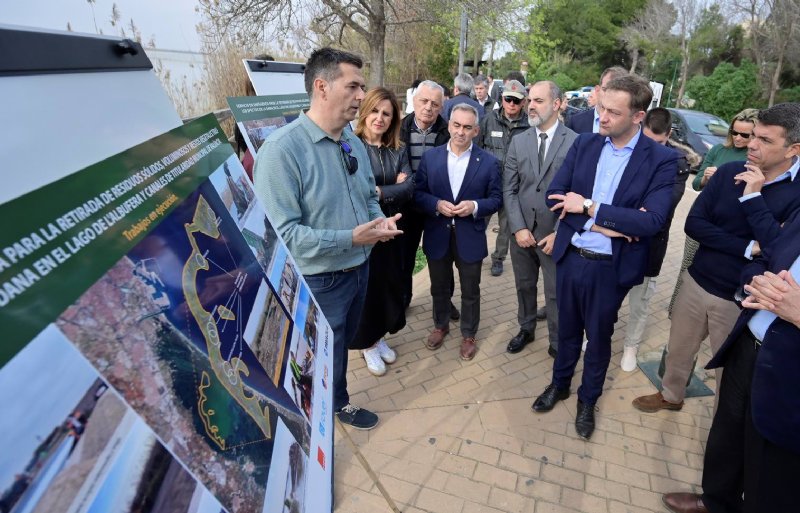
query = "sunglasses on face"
xmin=730 ymin=129 xmax=752 ymax=139
xmin=503 ymin=96 xmax=523 ymax=105
xmin=339 ymin=140 xmax=358 ymax=175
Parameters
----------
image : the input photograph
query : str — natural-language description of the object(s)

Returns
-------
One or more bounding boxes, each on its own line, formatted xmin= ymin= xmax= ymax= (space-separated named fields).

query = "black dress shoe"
xmin=532 ymin=384 xmax=570 ymax=412
xmin=450 ymin=302 xmax=460 ymax=321
xmin=575 ymin=399 xmax=596 ymax=439
xmin=547 ymin=345 xmax=558 ymax=358
xmin=506 ymin=329 xmax=533 ymax=353
xmin=536 ymin=307 xmax=547 ymax=320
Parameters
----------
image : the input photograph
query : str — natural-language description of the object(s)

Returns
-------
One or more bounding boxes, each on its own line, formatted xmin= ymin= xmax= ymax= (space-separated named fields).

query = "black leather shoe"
xmin=506 ymin=329 xmax=533 ymax=353
xmin=450 ymin=302 xmax=460 ymax=321
xmin=547 ymin=345 xmax=558 ymax=358
xmin=532 ymin=384 xmax=570 ymax=412
xmin=575 ymin=400 xmax=596 ymax=439
xmin=536 ymin=307 xmax=547 ymax=320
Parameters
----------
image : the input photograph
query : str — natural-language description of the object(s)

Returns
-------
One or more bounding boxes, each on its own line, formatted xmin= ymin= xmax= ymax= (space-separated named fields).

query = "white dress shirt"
xmin=535 ymin=121 xmax=560 ymax=161
xmin=446 ymin=142 xmax=479 ymax=216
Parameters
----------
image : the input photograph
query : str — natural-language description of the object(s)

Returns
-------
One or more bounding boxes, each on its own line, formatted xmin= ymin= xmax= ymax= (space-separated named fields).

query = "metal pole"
xmin=666 ymin=60 xmax=678 ymax=107
xmin=458 ymin=9 xmax=467 ymax=74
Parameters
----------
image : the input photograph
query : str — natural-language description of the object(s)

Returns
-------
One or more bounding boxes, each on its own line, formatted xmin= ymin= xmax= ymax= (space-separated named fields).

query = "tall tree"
xmin=619 ymin=0 xmax=677 ymax=74
xmin=673 ymin=0 xmax=704 ymax=106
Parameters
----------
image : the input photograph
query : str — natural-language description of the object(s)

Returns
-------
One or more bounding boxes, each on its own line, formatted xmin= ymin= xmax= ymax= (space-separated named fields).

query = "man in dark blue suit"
xmin=566 ymin=66 xmax=628 ymax=134
xmin=415 ymin=103 xmax=502 ymax=361
xmin=531 ymin=74 xmax=679 ymax=439
xmin=662 ymin=109 xmax=800 ymax=513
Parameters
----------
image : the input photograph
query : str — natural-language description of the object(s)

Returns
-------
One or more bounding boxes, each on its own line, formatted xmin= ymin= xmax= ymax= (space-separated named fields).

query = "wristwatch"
xmin=582 ymin=198 xmax=594 ymax=216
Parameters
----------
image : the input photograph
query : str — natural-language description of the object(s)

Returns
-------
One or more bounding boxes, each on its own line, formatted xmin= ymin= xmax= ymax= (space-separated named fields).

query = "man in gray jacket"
xmin=477 ymin=80 xmax=530 ymax=277
xmin=503 ymin=80 xmax=577 ymax=356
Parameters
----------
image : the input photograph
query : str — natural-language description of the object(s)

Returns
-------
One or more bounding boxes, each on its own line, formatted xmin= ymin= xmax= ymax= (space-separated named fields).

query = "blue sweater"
xmin=686 ymin=160 xmax=800 ymax=300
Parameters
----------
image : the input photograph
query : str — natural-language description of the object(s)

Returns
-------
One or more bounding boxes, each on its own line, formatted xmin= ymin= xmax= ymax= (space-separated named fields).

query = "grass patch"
xmin=413 ymin=247 xmax=427 ymax=275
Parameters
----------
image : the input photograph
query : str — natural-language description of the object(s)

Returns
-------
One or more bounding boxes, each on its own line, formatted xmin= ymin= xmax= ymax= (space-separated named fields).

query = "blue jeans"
xmin=303 ymin=261 xmax=369 ymax=411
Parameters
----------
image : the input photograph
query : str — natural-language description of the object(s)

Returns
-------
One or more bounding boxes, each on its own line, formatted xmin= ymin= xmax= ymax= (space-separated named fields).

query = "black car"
xmin=667 ymin=108 xmax=729 ymax=164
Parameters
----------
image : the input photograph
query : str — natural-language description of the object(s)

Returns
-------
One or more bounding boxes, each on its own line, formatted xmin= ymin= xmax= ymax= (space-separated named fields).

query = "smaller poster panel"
xmin=226 ymin=94 xmax=309 ymax=156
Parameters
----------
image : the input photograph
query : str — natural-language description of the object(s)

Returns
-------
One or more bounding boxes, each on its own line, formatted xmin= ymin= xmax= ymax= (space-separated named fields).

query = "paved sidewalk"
xmin=334 ymin=185 xmax=715 ymax=513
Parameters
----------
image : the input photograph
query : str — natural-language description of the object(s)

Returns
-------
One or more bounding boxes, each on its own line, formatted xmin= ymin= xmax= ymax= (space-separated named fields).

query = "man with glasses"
xmin=567 ymin=66 xmax=628 ymax=134
xmin=476 ymin=79 xmax=529 ymax=277
xmin=255 ymin=47 xmax=402 ymax=430
xmin=633 ymin=103 xmax=800 ymax=416
xmin=414 ymin=104 xmax=502 ymax=361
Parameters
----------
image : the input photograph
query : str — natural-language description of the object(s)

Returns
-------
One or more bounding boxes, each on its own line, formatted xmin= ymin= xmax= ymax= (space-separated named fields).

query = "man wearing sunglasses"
xmin=255 ymin=47 xmax=402 ymax=431
xmin=634 ymin=103 xmax=800 ymax=420
xmin=476 ymin=80 xmax=529 ymax=277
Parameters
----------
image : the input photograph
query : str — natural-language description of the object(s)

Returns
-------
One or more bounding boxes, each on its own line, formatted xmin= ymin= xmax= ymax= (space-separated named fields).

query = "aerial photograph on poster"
xmin=54 ymin=179 xmax=310 ymax=513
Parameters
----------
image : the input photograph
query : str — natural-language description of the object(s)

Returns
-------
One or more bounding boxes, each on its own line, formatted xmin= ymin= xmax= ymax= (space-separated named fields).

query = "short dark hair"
xmin=504 ymin=71 xmax=525 ymax=84
xmin=304 ymin=47 xmax=363 ymax=97
xmin=600 ymin=66 xmax=628 ymax=85
xmin=757 ymin=103 xmax=800 ymax=145
xmin=644 ymin=108 xmax=672 ymax=135
xmin=605 ymin=75 xmax=653 ymax=113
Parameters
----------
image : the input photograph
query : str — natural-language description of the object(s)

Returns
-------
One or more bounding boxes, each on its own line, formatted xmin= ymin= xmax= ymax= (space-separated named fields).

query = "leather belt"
xmin=569 ymin=245 xmax=612 ymax=261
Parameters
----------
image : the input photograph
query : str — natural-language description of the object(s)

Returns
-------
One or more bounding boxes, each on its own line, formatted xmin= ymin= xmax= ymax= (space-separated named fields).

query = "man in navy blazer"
xmin=566 ymin=66 xmax=628 ymax=134
xmin=414 ymin=103 xmax=502 ymax=361
xmin=662 ymin=112 xmax=800 ymax=513
xmin=531 ymin=74 xmax=678 ymax=439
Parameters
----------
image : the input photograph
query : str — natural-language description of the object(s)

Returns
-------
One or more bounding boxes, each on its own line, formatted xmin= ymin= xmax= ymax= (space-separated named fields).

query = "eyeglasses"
xmin=503 ymin=96 xmax=523 ymax=105
xmin=730 ymin=129 xmax=752 ymax=139
xmin=339 ymin=140 xmax=358 ymax=175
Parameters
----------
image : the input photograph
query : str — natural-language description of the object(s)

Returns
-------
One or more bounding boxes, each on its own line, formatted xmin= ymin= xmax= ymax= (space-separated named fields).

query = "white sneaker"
xmin=582 ymin=338 xmax=588 ymax=352
xmin=362 ymin=346 xmax=386 ymax=376
xmin=375 ymin=338 xmax=397 ymax=364
xmin=621 ymin=346 xmax=638 ymax=372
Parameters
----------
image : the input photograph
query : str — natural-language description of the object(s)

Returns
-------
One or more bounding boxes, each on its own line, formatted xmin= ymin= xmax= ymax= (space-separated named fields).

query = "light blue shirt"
xmin=592 ymin=108 xmax=600 ymax=133
xmin=748 ymin=254 xmax=800 ymax=341
xmin=253 ymin=111 xmax=383 ymax=275
xmin=740 ymin=157 xmax=799 ymax=259
xmin=571 ymin=129 xmax=642 ymax=255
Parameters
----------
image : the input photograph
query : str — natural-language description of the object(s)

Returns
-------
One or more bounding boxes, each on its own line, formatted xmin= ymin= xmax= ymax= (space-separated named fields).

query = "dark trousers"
xmin=491 ymin=207 xmax=510 ymax=262
xmin=427 ymin=233 xmax=482 ymax=337
xmin=702 ymin=331 xmax=800 ymax=513
xmin=402 ymin=208 xmax=454 ymax=306
xmin=552 ymin=250 xmax=629 ymax=404
xmin=509 ymin=236 xmax=558 ymax=351
xmin=304 ymin=261 xmax=369 ymax=411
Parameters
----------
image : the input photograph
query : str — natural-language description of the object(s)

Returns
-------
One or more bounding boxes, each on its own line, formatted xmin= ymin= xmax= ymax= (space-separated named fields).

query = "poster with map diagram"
xmin=0 ymin=114 xmax=333 ymax=513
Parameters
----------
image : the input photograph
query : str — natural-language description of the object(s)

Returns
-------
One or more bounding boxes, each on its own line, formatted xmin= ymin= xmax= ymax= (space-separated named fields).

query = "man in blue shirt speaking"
xmin=531 ymin=74 xmax=678 ymax=439
xmin=254 ymin=48 xmax=402 ymax=430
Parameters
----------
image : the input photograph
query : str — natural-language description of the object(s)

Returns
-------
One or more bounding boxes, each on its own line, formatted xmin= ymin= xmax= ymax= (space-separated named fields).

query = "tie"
xmin=538 ymin=133 xmax=548 ymax=169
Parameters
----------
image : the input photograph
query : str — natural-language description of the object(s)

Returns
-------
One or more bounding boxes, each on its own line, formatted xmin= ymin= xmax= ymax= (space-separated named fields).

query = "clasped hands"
xmin=742 ymin=270 xmax=800 ymax=328
xmin=437 ymin=199 xmax=475 ymax=217
xmin=353 ymin=213 xmax=403 ymax=245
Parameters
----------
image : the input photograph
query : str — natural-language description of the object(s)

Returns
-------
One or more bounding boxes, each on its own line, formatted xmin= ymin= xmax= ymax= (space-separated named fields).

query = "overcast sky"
xmin=2 ymin=0 xmax=204 ymax=52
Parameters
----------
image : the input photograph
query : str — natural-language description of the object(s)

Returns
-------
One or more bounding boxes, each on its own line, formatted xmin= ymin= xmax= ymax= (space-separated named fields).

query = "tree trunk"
xmin=629 ymin=46 xmax=639 ymax=74
xmin=367 ymin=0 xmax=386 ymax=87
xmin=488 ymin=39 xmax=496 ymax=77
xmin=676 ymin=36 xmax=690 ymax=106
xmin=768 ymin=47 xmax=784 ymax=107
xmin=473 ymin=40 xmax=482 ymax=75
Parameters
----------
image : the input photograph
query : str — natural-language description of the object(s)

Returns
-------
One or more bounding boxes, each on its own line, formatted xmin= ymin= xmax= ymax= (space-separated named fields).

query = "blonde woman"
xmin=350 ymin=87 xmax=413 ymax=375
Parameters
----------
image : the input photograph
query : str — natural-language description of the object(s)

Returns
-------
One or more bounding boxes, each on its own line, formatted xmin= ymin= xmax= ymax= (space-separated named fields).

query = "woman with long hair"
xmin=351 ymin=87 xmax=413 ymax=375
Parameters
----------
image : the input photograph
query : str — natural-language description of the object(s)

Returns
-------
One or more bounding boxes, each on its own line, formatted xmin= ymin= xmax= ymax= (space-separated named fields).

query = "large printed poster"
xmin=0 ymin=115 xmax=333 ymax=513
xmin=227 ymin=94 xmax=309 ymax=156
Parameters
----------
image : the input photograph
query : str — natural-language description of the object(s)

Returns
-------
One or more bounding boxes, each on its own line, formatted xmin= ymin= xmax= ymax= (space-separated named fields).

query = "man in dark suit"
xmin=504 ymin=80 xmax=577 ymax=357
xmin=566 ymin=66 xmax=628 ymax=135
xmin=662 ymin=214 xmax=800 ymax=513
xmin=531 ymin=74 xmax=679 ymax=439
xmin=442 ymin=73 xmax=485 ymax=122
xmin=414 ymin=104 xmax=503 ymax=361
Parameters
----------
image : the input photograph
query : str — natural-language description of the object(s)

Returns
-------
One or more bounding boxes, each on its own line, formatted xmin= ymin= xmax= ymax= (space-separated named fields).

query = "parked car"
xmin=667 ymin=108 xmax=729 ymax=164
xmin=577 ymin=86 xmax=594 ymax=98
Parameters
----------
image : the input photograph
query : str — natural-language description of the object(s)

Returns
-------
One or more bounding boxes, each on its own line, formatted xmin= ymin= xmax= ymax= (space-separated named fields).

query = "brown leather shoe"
xmin=460 ymin=337 xmax=477 ymax=361
xmin=632 ymin=392 xmax=684 ymax=413
xmin=426 ymin=327 xmax=449 ymax=350
xmin=662 ymin=492 xmax=708 ymax=513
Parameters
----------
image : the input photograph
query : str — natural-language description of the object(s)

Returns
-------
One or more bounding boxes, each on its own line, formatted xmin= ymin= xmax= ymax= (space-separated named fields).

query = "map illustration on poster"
xmin=227 ymin=94 xmax=309 ymax=156
xmin=0 ymin=115 xmax=333 ymax=513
